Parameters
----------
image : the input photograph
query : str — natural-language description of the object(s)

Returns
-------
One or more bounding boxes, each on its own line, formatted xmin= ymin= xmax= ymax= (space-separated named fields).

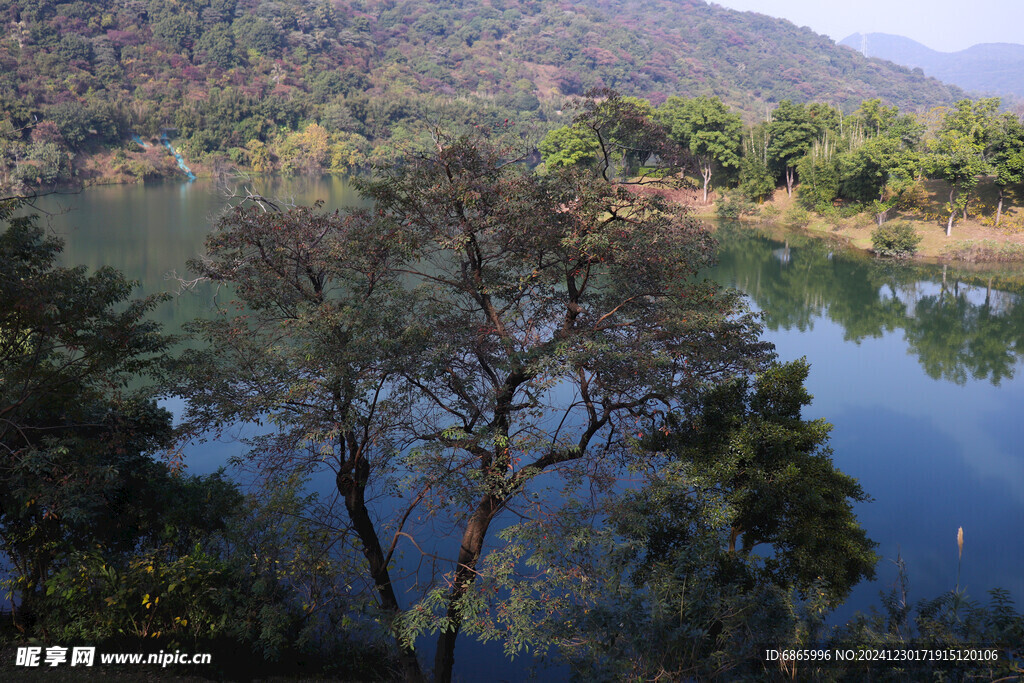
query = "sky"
xmin=710 ymin=0 xmax=1024 ymax=53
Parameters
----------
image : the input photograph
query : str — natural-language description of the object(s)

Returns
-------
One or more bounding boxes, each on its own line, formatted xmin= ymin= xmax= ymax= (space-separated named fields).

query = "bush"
xmin=759 ymin=204 xmax=782 ymax=223
xmin=783 ymin=206 xmax=810 ymax=227
xmin=871 ymin=220 xmax=922 ymax=258
xmin=816 ymin=203 xmax=842 ymax=227
xmin=840 ymin=203 xmax=865 ymax=219
xmin=716 ymin=191 xmax=758 ymax=219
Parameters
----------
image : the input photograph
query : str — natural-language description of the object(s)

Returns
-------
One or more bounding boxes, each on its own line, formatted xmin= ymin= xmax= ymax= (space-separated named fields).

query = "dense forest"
xmin=0 ymin=0 xmax=967 ymax=191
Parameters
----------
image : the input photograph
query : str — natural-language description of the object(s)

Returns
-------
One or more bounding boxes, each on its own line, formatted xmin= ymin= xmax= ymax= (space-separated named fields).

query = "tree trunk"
xmin=702 ymin=164 xmax=712 ymax=204
xmin=946 ymin=186 xmax=956 ymax=236
xmin=785 ymin=166 xmax=795 ymax=197
xmin=997 ymin=188 xmax=1004 ymax=227
xmin=433 ymin=494 xmax=502 ymax=683
xmin=728 ymin=526 xmax=740 ymax=553
xmin=338 ymin=457 xmax=425 ymax=683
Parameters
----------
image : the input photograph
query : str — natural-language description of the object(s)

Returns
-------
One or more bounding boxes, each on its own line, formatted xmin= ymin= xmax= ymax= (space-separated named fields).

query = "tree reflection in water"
xmin=712 ymin=222 xmax=1024 ymax=386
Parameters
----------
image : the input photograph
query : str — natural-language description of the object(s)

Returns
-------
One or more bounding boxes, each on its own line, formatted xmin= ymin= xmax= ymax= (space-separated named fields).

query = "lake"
xmin=32 ymin=177 xmax=1024 ymax=676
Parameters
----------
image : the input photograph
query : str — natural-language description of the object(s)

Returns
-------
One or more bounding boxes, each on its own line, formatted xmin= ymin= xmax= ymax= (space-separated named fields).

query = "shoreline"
xmin=692 ymin=186 xmax=1024 ymax=264
xmin=14 ymin=169 xmax=1024 ymax=265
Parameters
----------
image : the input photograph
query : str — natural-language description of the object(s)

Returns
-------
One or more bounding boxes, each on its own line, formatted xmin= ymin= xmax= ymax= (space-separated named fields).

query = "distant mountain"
xmin=840 ymin=33 xmax=1024 ymax=98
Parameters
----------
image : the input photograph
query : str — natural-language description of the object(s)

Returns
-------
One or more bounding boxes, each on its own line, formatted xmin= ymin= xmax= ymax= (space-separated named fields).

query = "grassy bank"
xmin=696 ymin=177 xmax=1024 ymax=262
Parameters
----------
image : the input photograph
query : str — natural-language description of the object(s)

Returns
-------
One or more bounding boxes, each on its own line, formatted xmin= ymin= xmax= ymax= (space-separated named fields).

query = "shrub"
xmin=816 ymin=203 xmax=842 ymax=227
xmin=716 ymin=190 xmax=758 ymax=219
xmin=783 ymin=206 xmax=810 ymax=227
xmin=759 ymin=204 xmax=782 ymax=223
xmin=840 ymin=203 xmax=865 ymax=219
xmin=871 ymin=220 xmax=922 ymax=258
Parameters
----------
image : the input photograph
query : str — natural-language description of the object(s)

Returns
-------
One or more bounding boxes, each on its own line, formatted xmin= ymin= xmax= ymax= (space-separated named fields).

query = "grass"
xmin=705 ymin=176 xmax=1024 ymax=262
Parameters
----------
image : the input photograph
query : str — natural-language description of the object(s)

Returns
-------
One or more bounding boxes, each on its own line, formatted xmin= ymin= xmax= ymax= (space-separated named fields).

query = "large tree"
xmin=658 ymin=95 xmax=742 ymax=203
xmin=178 ymin=200 xmax=427 ymax=679
xmin=177 ymin=100 xmax=771 ymax=681
xmin=989 ymin=112 xmax=1024 ymax=227
xmin=767 ymin=100 xmax=820 ymax=197
xmin=0 ymin=200 xmax=233 ymax=629
xmin=927 ymin=98 xmax=998 ymax=236
xmin=458 ymin=360 xmax=876 ymax=680
xmin=839 ymin=135 xmax=920 ymax=224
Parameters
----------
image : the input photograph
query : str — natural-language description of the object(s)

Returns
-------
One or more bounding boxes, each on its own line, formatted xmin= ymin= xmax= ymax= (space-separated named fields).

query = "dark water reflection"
xmin=31 ymin=184 xmax=1024 ymax=673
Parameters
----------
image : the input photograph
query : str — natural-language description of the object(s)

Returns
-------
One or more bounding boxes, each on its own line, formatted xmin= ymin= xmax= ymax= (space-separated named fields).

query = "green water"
xmin=33 ymin=176 xmax=365 ymax=334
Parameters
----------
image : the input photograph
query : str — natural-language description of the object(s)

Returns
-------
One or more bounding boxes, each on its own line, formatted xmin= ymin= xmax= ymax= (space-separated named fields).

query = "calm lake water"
xmin=32 ymin=178 xmax=1024 ymax=675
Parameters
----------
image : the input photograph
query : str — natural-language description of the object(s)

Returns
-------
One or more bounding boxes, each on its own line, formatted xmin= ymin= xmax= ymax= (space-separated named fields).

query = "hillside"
xmin=0 ymin=0 xmax=967 ymax=189
xmin=840 ymin=32 xmax=1024 ymax=99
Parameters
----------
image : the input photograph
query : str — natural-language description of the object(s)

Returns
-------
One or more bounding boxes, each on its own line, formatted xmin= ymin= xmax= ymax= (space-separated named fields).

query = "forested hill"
xmin=1 ymin=0 xmax=965 ymax=186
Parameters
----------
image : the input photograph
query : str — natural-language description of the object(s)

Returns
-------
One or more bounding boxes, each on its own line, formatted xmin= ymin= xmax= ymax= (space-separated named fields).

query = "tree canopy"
xmin=169 ymin=101 xmax=892 ymax=680
xmin=767 ymin=100 xmax=820 ymax=197
xmin=658 ymin=95 xmax=743 ymax=203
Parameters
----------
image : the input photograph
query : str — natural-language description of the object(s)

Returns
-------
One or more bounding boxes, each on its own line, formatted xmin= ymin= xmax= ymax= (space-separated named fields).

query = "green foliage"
xmin=871 ymin=220 xmax=922 ymax=257
xmin=0 ymin=204 xmax=197 ymax=617
xmin=452 ymin=360 xmax=876 ymax=680
xmin=992 ymin=113 xmax=1024 ymax=189
xmin=839 ymin=136 xmax=919 ymax=206
xmin=567 ymin=90 xmax=688 ymax=180
xmin=30 ymin=476 xmax=377 ymax=675
xmin=46 ymin=99 xmax=124 ymax=150
xmin=232 ymin=15 xmax=281 ymax=57
xmin=653 ymin=360 xmax=878 ymax=606
xmin=195 ymin=23 xmax=237 ymax=69
xmin=927 ymin=98 xmax=999 ymax=234
xmin=989 ymin=112 xmax=1024 ymax=225
xmin=472 ymin=495 xmax=802 ymax=680
xmin=151 ymin=12 xmax=199 ymax=51
xmin=539 ymin=123 xmax=599 ymax=168
xmin=739 ymin=125 xmax=777 ymax=202
xmin=796 ymin=146 xmax=840 ymax=209
xmin=716 ymin=189 xmax=758 ymax=219
xmin=658 ymin=95 xmax=742 ymax=201
xmin=9 ymin=141 xmax=72 ymax=186
xmin=768 ymin=100 xmax=820 ymax=195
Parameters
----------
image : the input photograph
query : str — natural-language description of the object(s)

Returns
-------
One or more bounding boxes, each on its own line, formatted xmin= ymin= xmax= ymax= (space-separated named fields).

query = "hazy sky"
xmin=710 ymin=1 xmax=1024 ymax=53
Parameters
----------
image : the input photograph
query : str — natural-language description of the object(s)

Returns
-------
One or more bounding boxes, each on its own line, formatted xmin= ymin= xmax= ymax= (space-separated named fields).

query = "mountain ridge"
xmin=840 ymin=32 xmax=1024 ymax=98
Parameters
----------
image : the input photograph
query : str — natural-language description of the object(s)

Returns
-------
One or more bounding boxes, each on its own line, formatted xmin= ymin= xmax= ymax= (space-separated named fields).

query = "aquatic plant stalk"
xmin=955 ymin=526 xmax=964 ymax=594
